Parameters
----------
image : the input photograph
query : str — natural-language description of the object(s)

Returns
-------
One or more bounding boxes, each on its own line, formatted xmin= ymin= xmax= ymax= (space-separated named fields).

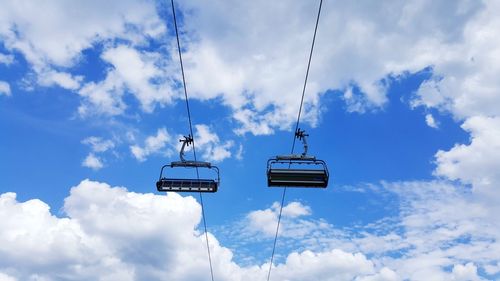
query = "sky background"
xmin=1 ymin=0 xmax=499 ymax=280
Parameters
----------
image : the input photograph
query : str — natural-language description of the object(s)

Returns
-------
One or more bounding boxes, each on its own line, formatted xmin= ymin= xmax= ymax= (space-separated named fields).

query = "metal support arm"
xmin=179 ymin=135 xmax=193 ymax=162
xmin=295 ymin=128 xmax=309 ymax=157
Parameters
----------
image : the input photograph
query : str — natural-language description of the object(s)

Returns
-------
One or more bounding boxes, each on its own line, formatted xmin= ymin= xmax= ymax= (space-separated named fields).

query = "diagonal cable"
xmin=266 ymin=0 xmax=323 ymax=280
xmin=170 ymin=0 xmax=215 ymax=280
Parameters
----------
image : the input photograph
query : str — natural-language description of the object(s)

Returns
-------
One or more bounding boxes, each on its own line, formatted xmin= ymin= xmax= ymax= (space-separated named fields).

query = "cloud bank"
xmin=1 ymin=175 xmax=498 ymax=280
xmin=2 ymin=0 xmax=499 ymax=136
xmin=0 ymin=180 xmax=398 ymax=281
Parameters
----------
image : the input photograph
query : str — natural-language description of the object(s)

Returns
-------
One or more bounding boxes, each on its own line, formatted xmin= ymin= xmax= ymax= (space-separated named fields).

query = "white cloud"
xmin=81 ymin=137 xmax=115 ymax=170
xmin=435 ymin=116 xmax=500 ymax=189
xmin=356 ymin=267 xmax=399 ymax=281
xmin=0 ymin=0 xmax=164 ymax=78
xmin=269 ymin=249 xmax=376 ymax=281
xmin=245 ymin=204 xmax=278 ymax=236
xmin=282 ymin=201 xmax=312 ymax=218
xmin=0 ymin=53 xmax=14 ymax=65
xmin=77 ymin=70 xmax=127 ymax=116
xmin=0 ymin=180 xmax=396 ymax=281
xmin=3 ymin=0 xmax=498 ymax=137
xmin=222 ymin=179 xmax=499 ymax=280
xmin=1 ymin=178 xmax=498 ymax=280
xmin=130 ymin=128 xmax=172 ymax=162
xmin=235 ymin=144 xmax=244 ymax=160
xmin=78 ymin=45 xmax=176 ymax=116
xmin=381 ymin=181 xmax=498 ymax=280
xmin=452 ymin=263 xmax=480 ymax=281
xmin=82 ymin=153 xmax=104 ymax=170
xmin=82 ymin=136 xmax=115 ymax=153
xmin=103 ymin=45 xmax=175 ymax=111
xmin=174 ymin=0 xmax=487 ymax=134
xmin=0 ymin=81 xmax=11 ymax=96
xmin=483 ymin=262 xmax=500 ymax=275
xmin=38 ymin=70 xmax=82 ymax=90
xmin=233 ymin=109 xmax=275 ymax=136
xmin=0 ymin=273 xmax=17 ymax=281
xmin=0 ymin=180 xmax=206 ymax=280
xmin=193 ymin=124 xmax=233 ymax=162
xmin=425 ymin=113 xmax=439 ymax=129
xmin=433 ymin=116 xmax=500 ymax=256
xmin=412 ymin=1 xmax=500 ymax=120
xmin=245 ymin=201 xmax=320 ymax=238
xmin=129 ymin=125 xmax=234 ymax=163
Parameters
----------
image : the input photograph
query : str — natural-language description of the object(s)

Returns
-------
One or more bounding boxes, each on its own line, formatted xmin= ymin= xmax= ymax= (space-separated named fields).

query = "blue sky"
xmin=1 ymin=1 xmax=500 ymax=280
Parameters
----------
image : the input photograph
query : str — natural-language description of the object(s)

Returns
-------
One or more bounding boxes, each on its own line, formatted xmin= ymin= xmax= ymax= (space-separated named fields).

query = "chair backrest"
xmin=268 ymin=168 xmax=328 ymax=187
xmin=266 ymin=157 xmax=329 ymax=188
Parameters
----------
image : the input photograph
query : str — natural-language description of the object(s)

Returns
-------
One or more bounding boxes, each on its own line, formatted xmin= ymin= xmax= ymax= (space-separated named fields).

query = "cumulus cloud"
xmin=0 ymin=180 xmax=208 ymax=280
xmin=220 ymin=179 xmax=499 ymax=280
xmin=77 ymin=70 xmax=127 ymax=116
xmin=0 ymin=81 xmax=11 ymax=96
xmin=38 ymin=70 xmax=83 ymax=90
xmin=381 ymin=181 xmax=498 ymax=280
xmin=81 ymin=136 xmax=115 ymax=170
xmin=412 ymin=1 xmax=500 ymax=120
xmin=452 ymin=263 xmax=480 ymax=281
xmin=129 ymin=125 xmax=235 ymax=163
xmin=0 ymin=0 xmax=164 ymax=86
xmin=282 ymin=201 xmax=312 ymax=218
xmin=425 ymin=113 xmax=439 ymax=129
xmin=130 ymin=128 xmax=172 ymax=162
xmin=433 ymin=116 xmax=500 ymax=258
xmin=194 ymin=124 xmax=233 ymax=162
xmin=0 ymin=180 xmax=394 ymax=281
xmin=1 ymin=178 xmax=498 ymax=280
xmin=82 ymin=136 xmax=115 ymax=153
xmin=82 ymin=153 xmax=104 ymax=170
xmin=3 ymin=0 xmax=498 ymax=137
xmin=435 ymin=116 xmax=500 ymax=188
xmin=356 ymin=267 xmax=399 ymax=281
xmin=174 ymin=0 xmax=489 ymax=134
xmin=0 ymin=273 xmax=16 ymax=281
xmin=78 ymin=45 xmax=176 ymax=116
xmin=245 ymin=201 xmax=323 ymax=238
xmin=268 ymin=249 xmax=377 ymax=281
xmin=0 ymin=53 xmax=14 ymax=65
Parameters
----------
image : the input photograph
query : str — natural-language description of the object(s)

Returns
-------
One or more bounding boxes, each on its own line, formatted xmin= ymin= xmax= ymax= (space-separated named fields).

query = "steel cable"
xmin=266 ymin=0 xmax=323 ymax=280
xmin=170 ymin=1 xmax=215 ymax=280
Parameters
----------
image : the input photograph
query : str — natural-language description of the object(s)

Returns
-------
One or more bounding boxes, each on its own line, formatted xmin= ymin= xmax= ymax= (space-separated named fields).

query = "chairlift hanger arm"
xmin=274 ymin=129 xmax=314 ymax=160
xmin=179 ymin=135 xmax=193 ymax=162
xmin=295 ymin=128 xmax=309 ymax=157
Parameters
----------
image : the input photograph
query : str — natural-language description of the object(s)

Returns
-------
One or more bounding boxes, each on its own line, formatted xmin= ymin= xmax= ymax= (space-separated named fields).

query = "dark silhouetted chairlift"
xmin=157 ymin=135 xmax=220 ymax=193
xmin=267 ymin=129 xmax=329 ymax=188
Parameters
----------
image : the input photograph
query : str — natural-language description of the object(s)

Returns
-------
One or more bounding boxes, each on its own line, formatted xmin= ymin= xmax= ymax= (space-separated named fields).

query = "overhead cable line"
xmin=266 ymin=0 xmax=323 ymax=280
xmin=170 ymin=0 xmax=215 ymax=280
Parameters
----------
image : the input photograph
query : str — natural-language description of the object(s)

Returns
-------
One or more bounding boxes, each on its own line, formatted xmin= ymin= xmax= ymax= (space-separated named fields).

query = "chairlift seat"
xmin=156 ymin=162 xmax=220 ymax=193
xmin=268 ymin=168 xmax=328 ymax=187
xmin=267 ymin=156 xmax=329 ymax=188
xmin=157 ymin=178 xmax=218 ymax=192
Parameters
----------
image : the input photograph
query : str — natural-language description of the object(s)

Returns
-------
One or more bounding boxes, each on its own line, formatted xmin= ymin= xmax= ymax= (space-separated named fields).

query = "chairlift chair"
xmin=267 ymin=129 xmax=329 ymax=188
xmin=157 ymin=135 xmax=220 ymax=193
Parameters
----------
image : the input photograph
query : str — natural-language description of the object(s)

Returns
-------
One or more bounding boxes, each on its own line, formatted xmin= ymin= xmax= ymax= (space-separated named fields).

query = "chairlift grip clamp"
xmin=295 ymin=128 xmax=309 ymax=157
xmin=179 ymin=134 xmax=194 ymax=162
